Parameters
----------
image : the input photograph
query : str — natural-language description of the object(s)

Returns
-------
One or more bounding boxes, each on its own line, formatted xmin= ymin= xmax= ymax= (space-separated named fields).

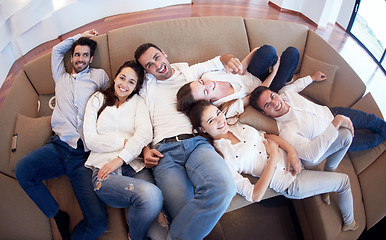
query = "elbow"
xmin=252 ymin=195 xmax=263 ymax=203
xmin=251 ymin=192 xmax=264 ymax=203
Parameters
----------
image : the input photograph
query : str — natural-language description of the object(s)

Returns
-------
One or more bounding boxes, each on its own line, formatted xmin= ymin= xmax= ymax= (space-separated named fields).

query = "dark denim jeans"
xmin=330 ymin=107 xmax=386 ymax=151
xmin=247 ymin=44 xmax=299 ymax=92
xmin=15 ymin=135 xmax=107 ymax=240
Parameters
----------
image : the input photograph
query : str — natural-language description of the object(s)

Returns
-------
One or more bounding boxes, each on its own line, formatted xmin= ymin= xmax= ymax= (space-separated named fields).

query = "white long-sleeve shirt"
xmin=51 ymin=34 xmax=109 ymax=150
xmin=205 ymin=71 xmax=261 ymax=116
xmin=139 ymin=57 xmax=226 ymax=145
xmin=83 ymin=92 xmax=152 ymax=172
xmin=274 ymin=76 xmax=338 ymax=163
xmin=214 ymin=123 xmax=296 ymax=202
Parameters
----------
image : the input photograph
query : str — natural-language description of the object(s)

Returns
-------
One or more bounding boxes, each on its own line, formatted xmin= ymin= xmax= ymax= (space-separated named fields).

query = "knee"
xmin=216 ymin=175 xmax=237 ymax=200
xmin=282 ymin=46 xmax=299 ymax=61
xmin=341 ymin=129 xmax=353 ymax=147
xmin=15 ymin=157 xmax=32 ymax=183
xmin=139 ymin=184 xmax=163 ymax=212
xmin=340 ymin=174 xmax=351 ymax=194
xmin=256 ymin=45 xmax=277 ymax=61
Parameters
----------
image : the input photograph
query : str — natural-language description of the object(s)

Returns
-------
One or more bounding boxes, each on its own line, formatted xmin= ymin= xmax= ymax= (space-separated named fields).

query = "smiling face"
xmin=114 ymin=67 xmax=138 ymax=103
xmin=199 ymin=104 xmax=229 ymax=140
xmin=256 ymin=89 xmax=289 ymax=118
xmin=190 ymin=78 xmax=220 ymax=102
xmin=137 ymin=47 xmax=173 ymax=80
xmin=71 ymin=45 xmax=93 ymax=74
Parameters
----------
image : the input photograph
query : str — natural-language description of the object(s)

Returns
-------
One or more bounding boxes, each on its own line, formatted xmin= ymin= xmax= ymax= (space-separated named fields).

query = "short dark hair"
xmin=70 ymin=37 xmax=97 ymax=57
xmin=134 ymin=43 xmax=163 ymax=65
xmin=249 ymin=86 xmax=271 ymax=112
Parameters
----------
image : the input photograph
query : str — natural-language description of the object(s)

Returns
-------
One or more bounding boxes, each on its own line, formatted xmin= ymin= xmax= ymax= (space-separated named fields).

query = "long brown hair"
xmin=176 ymin=82 xmax=195 ymax=114
xmin=97 ymin=60 xmax=144 ymax=117
xmin=187 ymin=100 xmax=224 ymax=157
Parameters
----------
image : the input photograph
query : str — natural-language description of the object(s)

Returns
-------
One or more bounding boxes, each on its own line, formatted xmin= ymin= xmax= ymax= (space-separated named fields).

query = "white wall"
xmin=271 ymin=0 xmax=346 ymax=29
xmin=337 ymin=0 xmax=356 ymax=29
xmin=0 ymin=0 xmax=191 ymax=88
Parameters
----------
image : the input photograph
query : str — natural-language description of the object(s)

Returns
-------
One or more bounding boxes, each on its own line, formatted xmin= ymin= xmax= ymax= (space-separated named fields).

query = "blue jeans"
xmin=15 ymin=135 xmax=107 ymax=240
xmin=247 ymin=45 xmax=299 ymax=92
xmin=303 ymin=128 xmax=352 ymax=172
xmin=152 ymin=136 xmax=236 ymax=240
xmin=330 ymin=107 xmax=386 ymax=151
xmin=282 ymin=170 xmax=354 ymax=225
xmin=92 ymin=165 xmax=163 ymax=240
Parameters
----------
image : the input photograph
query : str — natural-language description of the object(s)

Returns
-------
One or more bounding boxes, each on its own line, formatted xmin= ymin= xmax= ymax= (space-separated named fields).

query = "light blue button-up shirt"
xmin=51 ymin=34 xmax=109 ymax=151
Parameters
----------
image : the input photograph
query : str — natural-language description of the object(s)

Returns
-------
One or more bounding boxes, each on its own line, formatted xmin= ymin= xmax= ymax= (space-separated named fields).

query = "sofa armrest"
xmin=0 ymin=71 xmax=38 ymax=178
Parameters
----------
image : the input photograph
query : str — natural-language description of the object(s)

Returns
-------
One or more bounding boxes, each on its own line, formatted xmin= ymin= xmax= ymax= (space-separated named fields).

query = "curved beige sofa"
xmin=0 ymin=16 xmax=385 ymax=240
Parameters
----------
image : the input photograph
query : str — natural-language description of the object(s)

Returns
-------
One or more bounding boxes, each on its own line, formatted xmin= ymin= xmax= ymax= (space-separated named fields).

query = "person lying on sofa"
xmin=134 ymin=42 xmax=237 ymax=240
xmin=15 ymin=29 xmax=109 ymax=240
xmin=185 ymin=100 xmax=359 ymax=232
xmin=83 ymin=60 xmax=167 ymax=240
xmin=177 ymin=45 xmax=299 ymax=117
xmin=250 ymin=71 xmax=386 ymax=153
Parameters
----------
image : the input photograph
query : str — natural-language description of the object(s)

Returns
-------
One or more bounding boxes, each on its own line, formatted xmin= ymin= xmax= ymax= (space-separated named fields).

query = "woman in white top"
xmin=83 ymin=61 xmax=164 ymax=240
xmin=185 ymin=100 xmax=359 ymax=232
xmin=177 ymin=45 xmax=299 ymax=116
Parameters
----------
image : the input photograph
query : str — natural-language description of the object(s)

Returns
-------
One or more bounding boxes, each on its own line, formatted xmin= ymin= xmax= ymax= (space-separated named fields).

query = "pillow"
xmin=10 ymin=114 xmax=53 ymax=171
xmin=299 ymin=55 xmax=339 ymax=106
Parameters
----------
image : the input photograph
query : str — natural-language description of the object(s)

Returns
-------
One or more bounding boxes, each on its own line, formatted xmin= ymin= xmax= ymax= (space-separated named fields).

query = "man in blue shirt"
xmin=16 ymin=29 xmax=109 ymax=240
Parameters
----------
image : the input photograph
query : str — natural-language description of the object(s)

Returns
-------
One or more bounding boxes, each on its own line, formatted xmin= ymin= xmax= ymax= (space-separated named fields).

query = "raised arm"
xmin=51 ymin=29 xmax=99 ymax=82
xmin=260 ymin=55 xmax=280 ymax=88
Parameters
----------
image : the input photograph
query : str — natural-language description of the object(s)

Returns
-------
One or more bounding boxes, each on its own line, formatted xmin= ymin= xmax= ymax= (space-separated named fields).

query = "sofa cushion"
xmin=303 ymin=31 xmax=365 ymax=108
xmin=299 ymin=55 xmax=338 ymax=106
xmin=240 ymin=106 xmax=279 ymax=135
xmin=108 ymin=16 xmax=250 ymax=76
xmin=358 ymin=151 xmax=386 ymax=229
xmin=348 ymin=93 xmax=386 ymax=174
xmin=244 ymin=19 xmax=309 ymax=73
xmin=10 ymin=114 xmax=52 ymax=171
xmin=291 ymin=156 xmax=365 ymax=240
xmin=24 ymin=52 xmax=55 ymax=95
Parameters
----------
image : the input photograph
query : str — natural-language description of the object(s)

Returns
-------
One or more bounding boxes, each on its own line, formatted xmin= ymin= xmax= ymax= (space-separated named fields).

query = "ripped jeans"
xmin=92 ymin=165 xmax=163 ymax=240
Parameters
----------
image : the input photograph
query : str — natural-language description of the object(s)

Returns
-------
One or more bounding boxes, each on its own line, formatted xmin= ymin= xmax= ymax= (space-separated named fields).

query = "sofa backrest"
xmin=244 ymin=19 xmax=309 ymax=73
xmin=303 ymin=30 xmax=365 ymax=108
xmin=107 ymin=16 xmax=251 ymax=76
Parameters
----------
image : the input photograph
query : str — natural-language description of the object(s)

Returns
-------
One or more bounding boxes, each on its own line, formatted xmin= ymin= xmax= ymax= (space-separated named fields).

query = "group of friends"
xmin=15 ymin=28 xmax=386 ymax=240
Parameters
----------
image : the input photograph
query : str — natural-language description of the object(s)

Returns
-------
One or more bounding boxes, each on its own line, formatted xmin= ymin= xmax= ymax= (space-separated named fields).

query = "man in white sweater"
xmin=134 ymin=43 xmax=239 ymax=240
xmin=250 ymin=71 xmax=353 ymax=173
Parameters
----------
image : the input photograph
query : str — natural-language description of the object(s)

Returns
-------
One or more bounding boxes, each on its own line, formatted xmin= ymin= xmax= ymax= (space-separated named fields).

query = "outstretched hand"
xmin=311 ymin=71 xmax=327 ymax=82
xmin=81 ymin=29 xmax=99 ymax=38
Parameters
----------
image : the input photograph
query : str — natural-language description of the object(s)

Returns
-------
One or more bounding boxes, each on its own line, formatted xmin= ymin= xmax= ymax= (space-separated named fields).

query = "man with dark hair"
xmin=135 ymin=43 xmax=237 ymax=240
xmin=16 ymin=29 xmax=109 ymax=240
xmin=250 ymin=72 xmax=386 ymax=153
